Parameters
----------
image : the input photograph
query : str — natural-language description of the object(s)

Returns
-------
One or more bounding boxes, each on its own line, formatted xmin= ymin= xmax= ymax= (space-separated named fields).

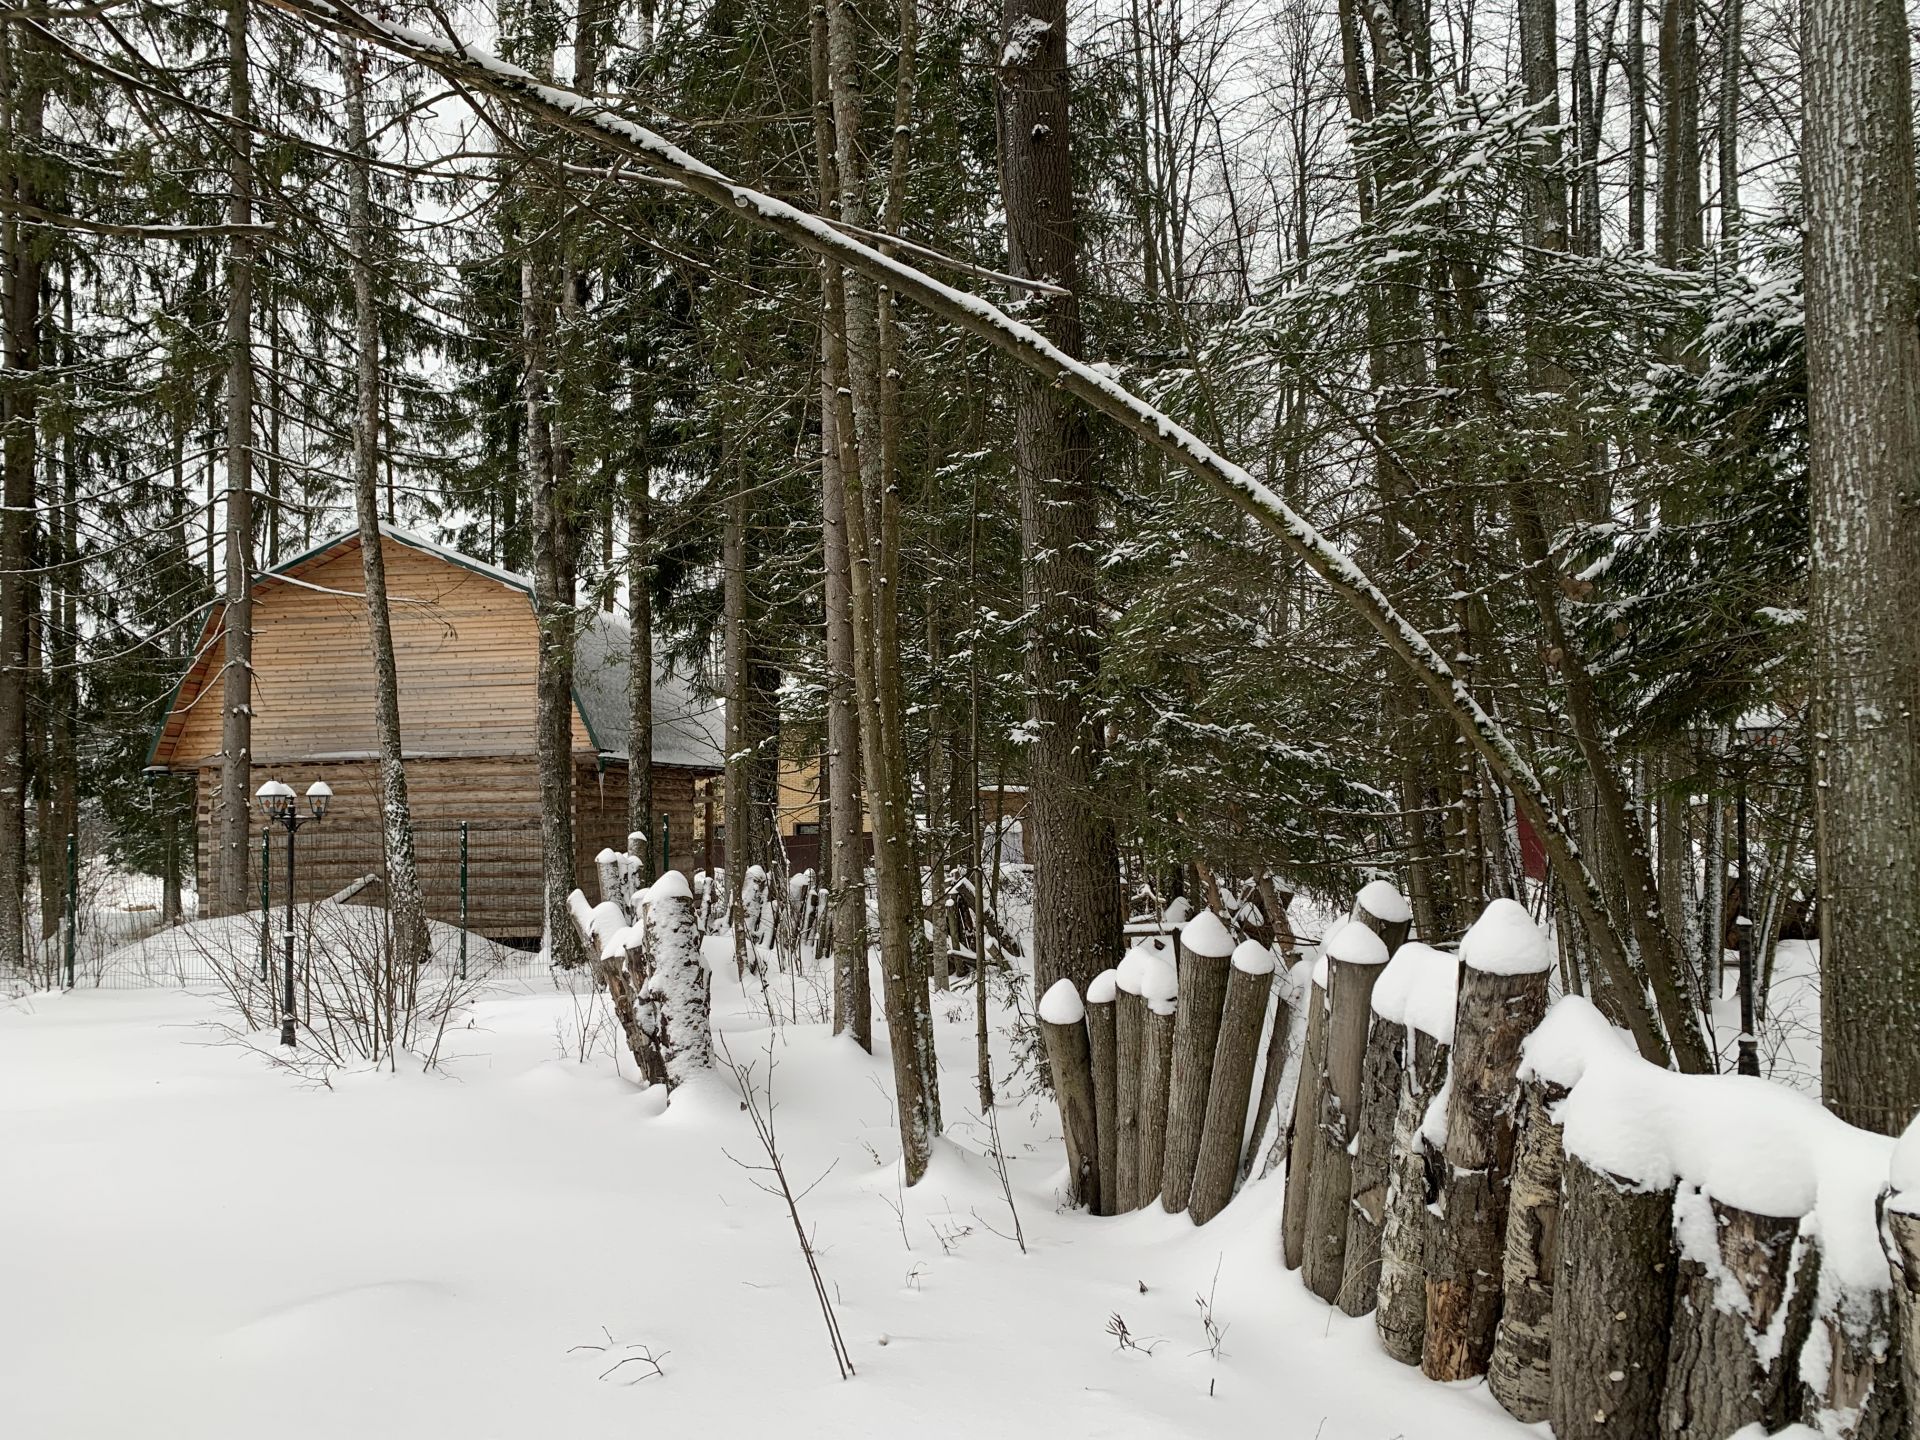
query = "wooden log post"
xmin=1281 ymin=965 xmax=1328 ymax=1269
xmin=1352 ymin=879 xmax=1414 ymax=953
xmin=1136 ymin=951 xmax=1179 ymax=1204
xmin=595 ymin=849 xmax=626 ymax=909
xmin=1660 ymin=1184 xmax=1806 ymax=1439
xmin=1188 ymin=940 xmax=1276 ymax=1225
xmin=1549 ymin=1153 xmax=1677 ymax=1440
xmin=1301 ymin=917 xmax=1392 ymax=1305
xmin=638 ymin=871 xmax=711 ymax=1087
xmin=1039 ymin=978 xmax=1099 ymax=1209
xmin=1159 ymin=909 xmax=1236 ymax=1214
xmin=1341 ymin=935 xmax=1444 ymax=1318
xmin=1423 ymin=898 xmax=1552 ymax=1380
xmin=1086 ymin=968 xmax=1119 ymax=1216
xmin=1240 ymin=958 xmax=1300 ymax=1185
xmin=1887 ymin=1123 xmax=1920 ymax=1440
xmin=1377 ymin=1021 xmax=1451 ymax=1363
xmin=1113 ymin=946 xmax=1152 ymax=1211
xmin=1801 ymin=1269 xmax=1905 ymax=1438
xmin=1487 ymin=1074 xmax=1570 ymax=1421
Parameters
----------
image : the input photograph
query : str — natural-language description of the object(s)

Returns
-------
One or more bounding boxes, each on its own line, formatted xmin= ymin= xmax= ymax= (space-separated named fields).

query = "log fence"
xmin=1042 ymin=886 xmax=1916 ymax=1440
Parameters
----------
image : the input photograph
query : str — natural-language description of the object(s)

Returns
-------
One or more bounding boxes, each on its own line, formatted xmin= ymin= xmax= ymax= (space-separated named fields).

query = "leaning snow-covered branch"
xmin=259 ymin=0 xmax=1669 ymax=1063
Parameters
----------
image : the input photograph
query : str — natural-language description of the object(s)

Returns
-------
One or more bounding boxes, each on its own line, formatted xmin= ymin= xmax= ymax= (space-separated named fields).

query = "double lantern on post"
xmin=254 ymin=779 xmax=332 ymax=1047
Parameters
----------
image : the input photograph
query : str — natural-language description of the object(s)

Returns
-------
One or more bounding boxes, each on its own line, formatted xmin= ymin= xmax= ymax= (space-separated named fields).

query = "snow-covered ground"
xmin=3 ymin=938 xmax=1530 ymax=1440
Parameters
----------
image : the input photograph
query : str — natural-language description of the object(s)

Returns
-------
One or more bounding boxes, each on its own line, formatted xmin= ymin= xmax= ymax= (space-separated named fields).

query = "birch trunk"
xmin=344 ymin=39 xmax=430 ymax=977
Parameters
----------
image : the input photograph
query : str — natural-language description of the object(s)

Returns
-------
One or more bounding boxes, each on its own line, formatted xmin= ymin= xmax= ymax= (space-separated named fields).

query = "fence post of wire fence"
xmin=63 ymin=832 xmax=77 ymax=990
xmin=459 ymin=822 xmax=469 ymax=981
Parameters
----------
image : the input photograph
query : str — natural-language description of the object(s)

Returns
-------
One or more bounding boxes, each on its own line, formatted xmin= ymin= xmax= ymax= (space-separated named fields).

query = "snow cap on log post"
xmin=1354 ymin=879 xmax=1413 ymax=948
xmin=1422 ymin=899 xmax=1552 ymax=1381
xmin=1281 ymin=931 xmax=1333 ymax=1271
xmin=1113 ymin=944 xmax=1155 ymax=1210
xmin=1039 ymin=979 xmax=1100 ymax=1210
xmin=1302 ymin=913 xmax=1392 ymax=1306
xmin=1085 ymin=968 xmax=1120 ymax=1216
xmin=1342 ymin=940 xmax=1452 ymax=1318
xmin=1135 ymin=952 xmax=1179 ymax=1204
xmin=1160 ymin=909 xmax=1237 ymax=1214
xmin=1186 ymin=940 xmax=1276 ymax=1225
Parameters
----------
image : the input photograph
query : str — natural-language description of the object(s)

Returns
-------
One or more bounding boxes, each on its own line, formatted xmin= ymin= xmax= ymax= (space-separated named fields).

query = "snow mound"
xmin=1370 ymin=942 xmax=1459 ymax=1044
xmin=1457 ymin=898 xmax=1550 ymax=975
xmin=1326 ymin=922 xmax=1389 ymax=968
xmin=1139 ymin=953 xmax=1178 ymax=1014
xmin=1085 ymin=968 xmax=1118 ymax=1005
xmin=1355 ymin=880 xmax=1412 ymax=925
xmin=1115 ymin=945 xmax=1157 ymax=995
xmin=1038 ymin=978 xmax=1085 ymax=1026
xmin=647 ymin=870 xmax=692 ymax=901
xmin=1179 ymin=908 xmax=1234 ymax=958
xmin=1231 ymin=940 xmax=1275 ymax=976
xmin=1530 ymin=996 xmax=1896 ymax=1294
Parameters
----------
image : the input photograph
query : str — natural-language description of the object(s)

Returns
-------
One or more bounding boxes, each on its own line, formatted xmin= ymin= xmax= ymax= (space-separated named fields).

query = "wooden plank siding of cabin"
xmin=163 ymin=539 xmax=592 ymax=767
xmin=172 ymin=537 xmax=714 ymax=944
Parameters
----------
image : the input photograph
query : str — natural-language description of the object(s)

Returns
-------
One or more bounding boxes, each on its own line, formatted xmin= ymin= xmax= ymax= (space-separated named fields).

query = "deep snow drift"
xmin=1 ymin=932 xmax=1532 ymax=1440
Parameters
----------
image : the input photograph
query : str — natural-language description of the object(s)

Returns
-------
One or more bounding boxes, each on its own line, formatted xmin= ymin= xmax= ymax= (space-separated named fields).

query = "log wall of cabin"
xmin=197 ymin=756 xmax=707 ymax=941
xmin=164 ymin=538 xmax=592 ymax=767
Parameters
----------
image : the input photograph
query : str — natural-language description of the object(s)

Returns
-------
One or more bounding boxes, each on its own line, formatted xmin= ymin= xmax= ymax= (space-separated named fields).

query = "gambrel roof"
xmin=146 ymin=524 xmax=723 ymax=772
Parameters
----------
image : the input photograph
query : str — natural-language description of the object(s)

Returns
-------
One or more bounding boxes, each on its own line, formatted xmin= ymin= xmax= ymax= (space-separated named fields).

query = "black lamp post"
xmin=1731 ymin=712 xmax=1789 ymax=1079
xmin=256 ymin=779 xmax=331 ymax=1047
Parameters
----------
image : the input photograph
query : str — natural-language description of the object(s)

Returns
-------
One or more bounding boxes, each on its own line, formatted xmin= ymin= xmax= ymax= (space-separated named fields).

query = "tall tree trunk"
xmin=216 ymin=0 xmax=256 ymax=917
xmin=1803 ymin=0 xmax=1920 ymax=1134
xmin=1717 ymin=0 xmax=1740 ymax=259
xmin=626 ymin=376 xmax=654 ymax=882
xmin=809 ymin=12 xmax=870 ymax=1051
xmin=823 ymin=0 xmax=934 ymax=1167
xmin=1657 ymin=0 xmax=1701 ymax=266
xmin=997 ymin=0 xmax=1123 ymax=999
xmin=344 ymin=38 xmax=431 ymax=977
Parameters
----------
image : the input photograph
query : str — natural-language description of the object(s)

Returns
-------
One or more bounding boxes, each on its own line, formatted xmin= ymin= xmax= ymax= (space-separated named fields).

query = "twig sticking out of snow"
xmin=716 ymin=1033 xmax=855 ymax=1380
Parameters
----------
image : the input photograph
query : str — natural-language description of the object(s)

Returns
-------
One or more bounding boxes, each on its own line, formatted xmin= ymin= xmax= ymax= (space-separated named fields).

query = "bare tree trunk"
xmin=1657 ymin=0 xmax=1701 ymax=266
xmin=216 ymin=0 xmax=256 ymax=916
xmin=997 ymin=0 xmax=1124 ymax=1000
xmin=343 ymin=38 xmax=430 ymax=977
xmin=0 ymin=6 xmax=42 ymax=972
xmin=1803 ymin=0 xmax=1920 ymax=1135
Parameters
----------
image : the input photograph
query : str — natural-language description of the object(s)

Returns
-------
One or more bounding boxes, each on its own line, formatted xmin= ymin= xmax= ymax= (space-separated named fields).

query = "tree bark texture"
xmin=1159 ymin=933 xmax=1231 ymax=1214
xmin=1137 ymin=1001 xmax=1176 ymax=1206
xmin=1281 ymin=977 xmax=1326 ymax=1269
xmin=1377 ymin=1026 xmax=1449 ymax=1364
xmin=1339 ymin=1007 xmax=1403 ymax=1315
xmin=1114 ymin=983 xmax=1145 ymax=1210
xmin=1488 ymin=1076 xmax=1568 ymax=1422
xmin=1661 ymin=1187 xmax=1804 ymax=1439
xmin=1802 ymin=0 xmax=1920 ymax=1137
xmin=997 ymin=0 xmax=1123 ymax=1002
xmin=1422 ymin=963 xmax=1550 ymax=1379
xmin=1549 ymin=1156 xmax=1676 ymax=1440
xmin=1303 ymin=956 xmax=1385 ymax=1306
xmin=0 ymin=7 xmax=45 ymax=973
xmin=1885 ymin=1200 xmax=1920 ymax=1440
xmin=1188 ymin=958 xmax=1274 ymax=1226
xmin=1087 ymin=983 xmax=1119 ymax=1215
xmin=1041 ymin=1008 xmax=1099 ymax=1208
xmin=1240 ymin=968 xmax=1296 ymax=1184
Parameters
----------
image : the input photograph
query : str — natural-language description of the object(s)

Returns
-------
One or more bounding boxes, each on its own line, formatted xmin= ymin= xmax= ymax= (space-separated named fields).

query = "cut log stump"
xmin=1039 ymin=978 xmax=1099 ymax=1210
xmin=1487 ymin=1075 xmax=1568 ymax=1422
xmin=1188 ymin=943 xmax=1276 ymax=1225
xmin=1159 ymin=912 xmax=1234 ymax=1214
xmin=1086 ymin=970 xmax=1119 ymax=1216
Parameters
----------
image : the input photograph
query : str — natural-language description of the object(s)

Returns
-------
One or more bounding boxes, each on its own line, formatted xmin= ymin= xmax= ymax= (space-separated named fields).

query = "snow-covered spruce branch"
xmin=260 ymin=0 xmax=1675 ymax=1066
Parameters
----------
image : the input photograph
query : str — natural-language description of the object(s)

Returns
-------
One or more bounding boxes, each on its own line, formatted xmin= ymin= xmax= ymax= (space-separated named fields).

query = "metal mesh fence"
xmin=9 ymin=820 xmax=555 ymax=992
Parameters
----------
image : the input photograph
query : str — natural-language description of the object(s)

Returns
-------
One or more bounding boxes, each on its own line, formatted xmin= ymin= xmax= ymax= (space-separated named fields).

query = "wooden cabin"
xmin=146 ymin=526 xmax=724 ymax=943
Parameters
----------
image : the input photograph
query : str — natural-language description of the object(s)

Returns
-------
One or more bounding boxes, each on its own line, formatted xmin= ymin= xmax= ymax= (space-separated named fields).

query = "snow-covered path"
xmin=2 ymin=961 xmax=1530 ymax=1439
